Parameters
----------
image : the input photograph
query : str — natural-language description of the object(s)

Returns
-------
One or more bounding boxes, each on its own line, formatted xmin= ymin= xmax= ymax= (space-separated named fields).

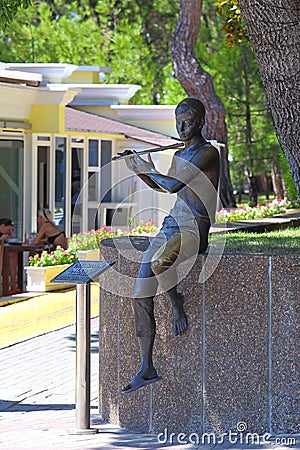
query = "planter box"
xmin=25 ymin=264 xmax=75 ymax=292
xmin=77 ymin=249 xmax=100 ymax=261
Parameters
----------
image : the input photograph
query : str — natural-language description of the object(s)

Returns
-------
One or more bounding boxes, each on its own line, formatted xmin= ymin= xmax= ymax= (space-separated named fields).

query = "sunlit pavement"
xmin=0 ymin=284 xmax=100 ymax=348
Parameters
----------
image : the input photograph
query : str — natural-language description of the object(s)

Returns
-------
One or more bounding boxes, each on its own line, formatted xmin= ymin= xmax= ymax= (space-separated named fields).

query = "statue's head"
xmin=175 ymin=97 xmax=206 ymax=142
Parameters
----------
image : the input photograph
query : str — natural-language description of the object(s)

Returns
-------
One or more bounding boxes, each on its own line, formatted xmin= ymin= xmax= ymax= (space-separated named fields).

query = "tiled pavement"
xmin=0 ymin=316 xmax=299 ymax=450
xmin=0 ymin=317 xmax=200 ymax=450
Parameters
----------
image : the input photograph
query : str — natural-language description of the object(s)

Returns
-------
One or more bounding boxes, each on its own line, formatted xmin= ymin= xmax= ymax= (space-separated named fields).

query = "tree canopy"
xmin=0 ymin=0 xmax=296 ymax=201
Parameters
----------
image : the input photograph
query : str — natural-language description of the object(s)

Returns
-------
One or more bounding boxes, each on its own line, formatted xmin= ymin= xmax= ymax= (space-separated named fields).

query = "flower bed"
xmin=28 ymin=246 xmax=78 ymax=267
xmin=69 ymin=219 xmax=157 ymax=251
xmin=216 ymin=198 xmax=299 ymax=223
xmin=26 ymin=247 xmax=78 ymax=291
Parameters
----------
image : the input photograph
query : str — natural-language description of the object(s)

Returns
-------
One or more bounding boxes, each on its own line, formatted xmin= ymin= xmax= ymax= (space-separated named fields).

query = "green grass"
xmin=209 ymin=227 xmax=300 ymax=255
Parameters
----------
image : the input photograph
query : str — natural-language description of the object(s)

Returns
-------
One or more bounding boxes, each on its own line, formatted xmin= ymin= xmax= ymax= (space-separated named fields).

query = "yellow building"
xmin=0 ymin=62 xmax=183 ymax=240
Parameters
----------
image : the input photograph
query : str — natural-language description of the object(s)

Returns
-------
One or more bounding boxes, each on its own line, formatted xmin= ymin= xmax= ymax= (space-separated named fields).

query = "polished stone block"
xmin=271 ymin=256 xmax=300 ymax=434
xmin=99 ymin=247 xmax=299 ymax=437
xmin=204 ymin=255 xmax=269 ymax=434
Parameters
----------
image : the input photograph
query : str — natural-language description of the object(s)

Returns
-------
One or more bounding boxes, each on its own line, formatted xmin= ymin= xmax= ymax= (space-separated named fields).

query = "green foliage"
xmin=1 ymin=1 xmax=109 ymax=64
xmin=215 ymin=0 xmax=247 ymax=46
xmin=0 ymin=0 xmax=176 ymax=103
xmin=280 ymin=151 xmax=298 ymax=201
xmin=0 ymin=0 xmax=31 ymax=27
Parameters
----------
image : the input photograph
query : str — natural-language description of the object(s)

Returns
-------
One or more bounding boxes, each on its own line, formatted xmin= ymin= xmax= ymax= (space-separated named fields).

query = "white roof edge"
xmin=0 ymin=68 xmax=42 ymax=82
xmin=4 ymin=63 xmax=78 ymax=79
xmin=53 ymin=84 xmax=141 ymax=89
xmin=74 ymin=65 xmax=112 ymax=73
xmin=111 ymin=104 xmax=177 ymax=120
xmin=2 ymin=62 xmax=112 ymax=77
xmin=49 ymin=83 xmax=141 ymax=101
xmin=111 ymin=105 xmax=176 ymax=109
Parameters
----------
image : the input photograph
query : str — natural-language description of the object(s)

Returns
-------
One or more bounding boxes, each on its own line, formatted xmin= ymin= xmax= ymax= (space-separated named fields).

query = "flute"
xmin=112 ymin=142 xmax=184 ymax=161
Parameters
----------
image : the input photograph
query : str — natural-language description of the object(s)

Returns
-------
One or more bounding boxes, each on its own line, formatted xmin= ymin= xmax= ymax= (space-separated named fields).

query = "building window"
xmin=88 ymin=139 xmax=99 ymax=167
xmin=37 ymin=136 xmax=50 ymax=141
xmin=100 ymin=140 xmax=112 ymax=202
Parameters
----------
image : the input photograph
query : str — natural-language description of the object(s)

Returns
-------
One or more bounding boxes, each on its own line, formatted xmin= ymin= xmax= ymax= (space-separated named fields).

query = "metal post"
xmin=68 ymin=283 xmax=98 ymax=434
xmin=51 ymin=260 xmax=115 ymax=435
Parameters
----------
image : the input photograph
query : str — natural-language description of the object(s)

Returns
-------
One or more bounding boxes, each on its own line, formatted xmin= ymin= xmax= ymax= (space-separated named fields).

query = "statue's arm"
xmin=148 ymin=146 xmax=219 ymax=194
xmin=135 ymin=173 xmax=165 ymax=191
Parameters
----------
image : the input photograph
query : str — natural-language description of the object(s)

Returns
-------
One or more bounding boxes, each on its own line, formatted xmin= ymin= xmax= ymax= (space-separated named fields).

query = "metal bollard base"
xmin=67 ymin=428 xmax=99 ymax=435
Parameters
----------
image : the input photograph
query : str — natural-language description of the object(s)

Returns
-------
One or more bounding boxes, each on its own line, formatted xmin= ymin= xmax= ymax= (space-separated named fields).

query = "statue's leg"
xmin=150 ymin=233 xmax=189 ymax=336
xmin=122 ymin=295 xmax=162 ymax=394
xmin=122 ymin=240 xmax=163 ymax=394
xmin=133 ymin=296 xmax=157 ymax=377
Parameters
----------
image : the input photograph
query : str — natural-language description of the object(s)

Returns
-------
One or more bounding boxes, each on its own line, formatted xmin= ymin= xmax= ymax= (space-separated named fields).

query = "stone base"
xmin=99 ymin=247 xmax=299 ymax=437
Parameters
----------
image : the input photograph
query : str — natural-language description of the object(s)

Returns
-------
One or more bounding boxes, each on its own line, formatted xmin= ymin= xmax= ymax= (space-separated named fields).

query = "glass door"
xmin=71 ymin=143 xmax=84 ymax=234
xmin=37 ymin=143 xmax=50 ymax=210
xmin=0 ymin=139 xmax=24 ymax=239
xmin=54 ymin=137 xmax=66 ymax=229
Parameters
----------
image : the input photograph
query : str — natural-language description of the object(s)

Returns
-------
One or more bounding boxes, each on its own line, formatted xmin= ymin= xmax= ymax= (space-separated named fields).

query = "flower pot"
xmin=25 ymin=264 xmax=75 ymax=292
xmin=77 ymin=249 xmax=100 ymax=261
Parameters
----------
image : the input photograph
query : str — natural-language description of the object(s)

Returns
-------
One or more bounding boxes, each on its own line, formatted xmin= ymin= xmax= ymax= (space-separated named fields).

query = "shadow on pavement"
xmin=0 ymin=399 xmax=75 ymax=412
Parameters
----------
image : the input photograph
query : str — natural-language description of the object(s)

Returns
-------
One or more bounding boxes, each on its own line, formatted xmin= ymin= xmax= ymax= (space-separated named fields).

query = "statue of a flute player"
xmin=121 ymin=97 xmax=220 ymax=394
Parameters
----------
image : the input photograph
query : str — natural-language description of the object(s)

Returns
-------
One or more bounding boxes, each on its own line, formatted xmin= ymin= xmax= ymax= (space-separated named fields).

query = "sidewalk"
xmin=0 ymin=316 xmax=195 ymax=450
xmin=0 ymin=310 xmax=299 ymax=450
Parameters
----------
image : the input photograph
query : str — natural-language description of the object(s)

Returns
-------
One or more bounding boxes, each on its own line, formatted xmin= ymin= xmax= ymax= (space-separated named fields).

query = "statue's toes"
xmin=173 ymin=320 xmax=188 ymax=336
xmin=173 ymin=323 xmax=179 ymax=336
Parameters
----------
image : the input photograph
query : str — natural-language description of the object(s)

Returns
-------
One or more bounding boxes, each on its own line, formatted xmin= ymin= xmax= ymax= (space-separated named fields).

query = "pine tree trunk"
xmin=238 ymin=0 xmax=300 ymax=200
xmin=171 ymin=0 xmax=236 ymax=207
xmin=271 ymin=161 xmax=285 ymax=199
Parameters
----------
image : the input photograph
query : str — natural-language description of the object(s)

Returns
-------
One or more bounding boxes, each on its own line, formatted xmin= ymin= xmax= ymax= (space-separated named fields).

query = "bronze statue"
xmin=122 ymin=97 xmax=220 ymax=394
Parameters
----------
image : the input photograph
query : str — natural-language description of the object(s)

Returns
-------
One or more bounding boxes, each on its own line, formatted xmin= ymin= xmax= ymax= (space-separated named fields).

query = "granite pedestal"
xmin=99 ymin=243 xmax=299 ymax=437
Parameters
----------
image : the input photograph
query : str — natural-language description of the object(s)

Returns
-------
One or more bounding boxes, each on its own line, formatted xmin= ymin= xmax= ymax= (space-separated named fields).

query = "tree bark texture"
xmin=271 ymin=161 xmax=285 ymax=199
xmin=238 ymin=0 xmax=300 ymax=199
xmin=171 ymin=0 xmax=236 ymax=207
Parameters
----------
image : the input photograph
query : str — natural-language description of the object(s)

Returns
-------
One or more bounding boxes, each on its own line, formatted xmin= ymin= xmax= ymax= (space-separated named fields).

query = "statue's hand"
xmin=126 ymin=151 xmax=155 ymax=174
xmin=117 ymin=149 xmax=134 ymax=158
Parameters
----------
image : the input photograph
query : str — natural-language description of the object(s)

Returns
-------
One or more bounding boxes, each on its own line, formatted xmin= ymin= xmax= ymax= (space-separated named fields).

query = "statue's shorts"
xmin=132 ymin=215 xmax=210 ymax=337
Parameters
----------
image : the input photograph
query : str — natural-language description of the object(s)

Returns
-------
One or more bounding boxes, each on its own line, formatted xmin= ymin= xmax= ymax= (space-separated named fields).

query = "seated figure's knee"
xmin=151 ymin=256 xmax=171 ymax=276
xmin=151 ymin=257 xmax=162 ymax=275
xmin=151 ymin=233 xmax=181 ymax=276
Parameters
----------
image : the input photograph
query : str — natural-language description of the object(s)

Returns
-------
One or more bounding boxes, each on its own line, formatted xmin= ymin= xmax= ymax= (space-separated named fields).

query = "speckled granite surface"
xmin=271 ymin=256 xmax=299 ymax=435
xmin=99 ymin=245 xmax=299 ymax=436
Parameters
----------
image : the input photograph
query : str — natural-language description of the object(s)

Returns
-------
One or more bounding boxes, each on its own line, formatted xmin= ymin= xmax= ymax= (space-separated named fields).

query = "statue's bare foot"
xmin=172 ymin=307 xmax=187 ymax=336
xmin=170 ymin=294 xmax=188 ymax=336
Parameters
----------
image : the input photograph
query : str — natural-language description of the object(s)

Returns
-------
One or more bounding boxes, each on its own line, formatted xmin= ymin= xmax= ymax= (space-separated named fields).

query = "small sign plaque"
xmin=50 ymin=260 xmax=115 ymax=285
xmin=100 ymin=236 xmax=150 ymax=251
